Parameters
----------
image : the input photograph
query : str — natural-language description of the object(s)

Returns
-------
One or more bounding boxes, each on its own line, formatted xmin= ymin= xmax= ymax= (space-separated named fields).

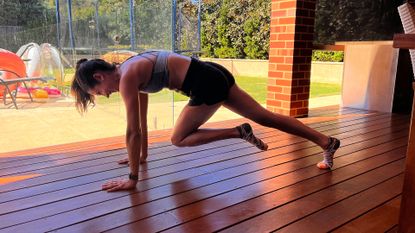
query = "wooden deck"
xmin=0 ymin=107 xmax=410 ymax=233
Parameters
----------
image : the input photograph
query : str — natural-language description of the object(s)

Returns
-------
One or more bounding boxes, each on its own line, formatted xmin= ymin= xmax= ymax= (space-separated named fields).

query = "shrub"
xmin=312 ymin=50 xmax=344 ymax=62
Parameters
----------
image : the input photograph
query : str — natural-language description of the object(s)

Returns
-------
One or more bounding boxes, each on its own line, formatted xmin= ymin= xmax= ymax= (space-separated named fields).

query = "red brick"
xmin=277 ymin=49 xmax=294 ymax=56
xmin=294 ymin=41 xmax=308 ymax=48
xmin=269 ymin=49 xmax=279 ymax=56
xmin=283 ymin=72 xmax=293 ymax=79
xmin=270 ymin=34 xmax=278 ymax=41
xmin=289 ymin=109 xmax=298 ymax=116
xmin=293 ymin=72 xmax=305 ymax=79
xmin=268 ymin=63 xmax=277 ymax=72
xmin=287 ymin=25 xmax=296 ymax=32
xmin=268 ymin=71 xmax=284 ymax=78
xmin=278 ymin=33 xmax=295 ymax=40
xmin=286 ymin=9 xmax=297 ymax=17
xmin=297 ymin=93 xmax=310 ymax=100
xmin=277 ymin=64 xmax=293 ymax=71
xmin=282 ymin=87 xmax=292 ymax=94
xmin=292 ymin=86 xmax=304 ymax=94
xmin=270 ymin=41 xmax=286 ymax=48
xmin=285 ymin=56 xmax=293 ymax=64
xmin=296 ymin=9 xmax=309 ymax=17
xmin=275 ymin=79 xmax=292 ymax=86
xmin=267 ymin=78 xmax=276 ymax=86
xmin=299 ymin=64 xmax=311 ymax=71
xmin=267 ymin=99 xmax=282 ymax=107
xmin=285 ymin=41 xmax=295 ymax=48
xmin=269 ymin=56 xmax=285 ymax=63
xmin=268 ymin=85 xmax=283 ymax=93
xmin=296 ymin=108 xmax=309 ymax=117
xmin=279 ymin=17 xmax=296 ymax=25
xmin=282 ymin=101 xmax=291 ymax=109
xmin=291 ymin=101 xmax=304 ymax=108
xmin=303 ymin=1 xmax=316 ymax=10
xmin=293 ymin=56 xmax=307 ymax=63
xmin=276 ymin=93 xmax=292 ymax=101
xmin=298 ymin=78 xmax=311 ymax=86
xmin=267 ymin=92 xmax=275 ymax=99
xmin=297 ymin=17 xmax=315 ymax=26
xmin=271 ymin=10 xmax=288 ymax=18
xmin=280 ymin=1 xmax=297 ymax=9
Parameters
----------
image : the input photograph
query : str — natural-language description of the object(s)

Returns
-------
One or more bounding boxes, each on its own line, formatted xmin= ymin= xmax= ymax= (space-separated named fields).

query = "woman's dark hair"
xmin=71 ymin=58 xmax=116 ymax=114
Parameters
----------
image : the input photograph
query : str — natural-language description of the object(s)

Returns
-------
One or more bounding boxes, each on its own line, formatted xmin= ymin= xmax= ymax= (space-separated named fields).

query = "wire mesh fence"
xmin=0 ymin=0 xmax=202 ymax=130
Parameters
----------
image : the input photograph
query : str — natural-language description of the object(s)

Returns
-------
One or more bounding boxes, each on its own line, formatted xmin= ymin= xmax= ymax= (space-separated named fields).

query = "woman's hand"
xmin=102 ymin=179 xmax=137 ymax=192
xmin=118 ymin=158 xmax=129 ymax=164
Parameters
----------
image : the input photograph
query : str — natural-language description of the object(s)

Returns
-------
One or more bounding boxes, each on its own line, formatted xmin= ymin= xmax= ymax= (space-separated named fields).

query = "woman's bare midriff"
xmin=166 ymin=53 xmax=191 ymax=90
xmin=121 ymin=52 xmax=192 ymax=92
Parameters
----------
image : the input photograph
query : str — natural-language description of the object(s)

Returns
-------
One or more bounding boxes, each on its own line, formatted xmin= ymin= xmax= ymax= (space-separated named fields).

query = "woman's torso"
xmin=119 ymin=51 xmax=191 ymax=93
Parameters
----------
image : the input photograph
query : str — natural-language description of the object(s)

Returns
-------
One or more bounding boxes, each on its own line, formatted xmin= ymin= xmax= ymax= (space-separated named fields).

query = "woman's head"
xmin=71 ymin=58 xmax=117 ymax=114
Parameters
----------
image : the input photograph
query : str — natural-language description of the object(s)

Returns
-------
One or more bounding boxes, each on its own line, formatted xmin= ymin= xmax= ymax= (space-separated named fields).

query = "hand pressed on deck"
xmin=102 ymin=179 xmax=137 ymax=192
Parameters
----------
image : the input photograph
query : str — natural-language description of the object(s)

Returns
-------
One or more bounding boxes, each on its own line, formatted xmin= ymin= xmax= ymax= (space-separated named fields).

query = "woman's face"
xmin=89 ymin=71 xmax=119 ymax=98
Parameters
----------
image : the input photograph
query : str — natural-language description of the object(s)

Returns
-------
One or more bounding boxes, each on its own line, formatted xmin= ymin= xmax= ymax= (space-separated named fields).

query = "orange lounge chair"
xmin=0 ymin=48 xmax=53 ymax=109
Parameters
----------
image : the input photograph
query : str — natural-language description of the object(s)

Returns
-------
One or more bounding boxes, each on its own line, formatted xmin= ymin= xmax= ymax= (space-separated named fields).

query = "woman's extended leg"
xmin=224 ymin=84 xmax=340 ymax=169
xmin=170 ymin=102 xmax=241 ymax=147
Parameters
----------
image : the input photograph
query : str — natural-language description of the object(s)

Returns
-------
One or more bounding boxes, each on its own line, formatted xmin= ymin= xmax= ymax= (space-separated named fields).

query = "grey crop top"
xmin=138 ymin=51 xmax=171 ymax=93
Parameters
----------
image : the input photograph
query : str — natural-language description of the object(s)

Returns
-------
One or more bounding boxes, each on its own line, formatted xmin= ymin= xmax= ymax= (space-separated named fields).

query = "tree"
xmin=314 ymin=0 xmax=405 ymax=44
xmin=201 ymin=0 xmax=270 ymax=59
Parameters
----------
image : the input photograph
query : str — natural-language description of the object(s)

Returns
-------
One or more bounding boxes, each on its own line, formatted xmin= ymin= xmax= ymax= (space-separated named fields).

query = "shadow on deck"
xmin=0 ymin=106 xmax=410 ymax=233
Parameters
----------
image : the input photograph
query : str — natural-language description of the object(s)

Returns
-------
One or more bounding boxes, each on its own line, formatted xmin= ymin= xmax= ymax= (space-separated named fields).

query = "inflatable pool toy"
xmin=17 ymin=86 xmax=61 ymax=98
xmin=17 ymin=86 xmax=39 ymax=94
xmin=40 ymin=43 xmax=64 ymax=84
xmin=33 ymin=89 xmax=48 ymax=98
xmin=17 ymin=43 xmax=42 ymax=77
xmin=43 ymin=86 xmax=61 ymax=97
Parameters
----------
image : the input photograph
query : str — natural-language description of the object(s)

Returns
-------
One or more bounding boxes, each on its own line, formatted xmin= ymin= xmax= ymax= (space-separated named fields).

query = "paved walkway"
xmin=0 ymin=95 xmax=341 ymax=153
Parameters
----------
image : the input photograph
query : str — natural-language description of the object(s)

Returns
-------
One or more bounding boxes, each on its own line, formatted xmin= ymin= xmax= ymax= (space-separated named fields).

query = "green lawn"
xmin=95 ymin=76 xmax=341 ymax=105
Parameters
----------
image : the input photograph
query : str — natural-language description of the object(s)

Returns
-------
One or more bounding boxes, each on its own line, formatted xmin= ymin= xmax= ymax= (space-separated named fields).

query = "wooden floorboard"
xmin=0 ymin=107 xmax=410 ymax=233
xmin=332 ymin=196 xmax=401 ymax=233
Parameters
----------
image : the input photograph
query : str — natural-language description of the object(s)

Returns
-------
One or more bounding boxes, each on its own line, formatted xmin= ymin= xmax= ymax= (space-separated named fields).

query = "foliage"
xmin=312 ymin=51 xmax=344 ymax=62
xmin=314 ymin=0 xmax=405 ymax=44
xmin=201 ymin=0 xmax=270 ymax=59
xmin=0 ymin=0 xmax=55 ymax=28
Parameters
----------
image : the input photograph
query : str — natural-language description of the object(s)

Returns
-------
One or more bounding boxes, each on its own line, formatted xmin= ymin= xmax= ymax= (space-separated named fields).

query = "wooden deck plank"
xmin=0 ymin=112 xmax=405 ymax=207
xmin=0 ymin=111 xmax=395 ymax=178
xmin=0 ymin=107 xmax=361 ymax=167
xmin=332 ymin=196 xmax=401 ymax=233
xmin=0 ymin=130 xmax=408 ymax=230
xmin=0 ymin=114 xmax=410 ymax=209
xmin=106 ymin=153 xmax=407 ymax=233
xmin=0 ymin=111 xmax=394 ymax=199
xmin=0 ymin=112 xmax=398 ymax=183
xmin=0 ymin=108 xmax=409 ymax=233
xmin=216 ymin=170 xmax=405 ymax=233
xmin=274 ymin=176 xmax=403 ymax=233
xmin=0 ymin=106 xmax=349 ymax=160
xmin=7 ymin=123 xmax=406 ymax=232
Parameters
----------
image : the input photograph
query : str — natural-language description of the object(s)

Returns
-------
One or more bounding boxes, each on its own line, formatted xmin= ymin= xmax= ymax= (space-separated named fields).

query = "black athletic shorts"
xmin=179 ymin=58 xmax=235 ymax=106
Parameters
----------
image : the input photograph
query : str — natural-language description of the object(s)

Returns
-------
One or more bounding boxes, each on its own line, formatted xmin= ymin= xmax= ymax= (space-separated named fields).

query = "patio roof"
xmin=0 ymin=106 xmax=409 ymax=232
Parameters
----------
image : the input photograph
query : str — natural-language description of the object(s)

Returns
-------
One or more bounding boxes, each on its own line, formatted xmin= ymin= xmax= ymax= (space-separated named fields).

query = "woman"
xmin=72 ymin=51 xmax=340 ymax=192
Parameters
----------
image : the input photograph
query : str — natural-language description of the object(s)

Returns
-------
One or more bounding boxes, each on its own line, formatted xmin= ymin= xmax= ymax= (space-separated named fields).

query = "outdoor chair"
xmin=0 ymin=49 xmax=54 ymax=109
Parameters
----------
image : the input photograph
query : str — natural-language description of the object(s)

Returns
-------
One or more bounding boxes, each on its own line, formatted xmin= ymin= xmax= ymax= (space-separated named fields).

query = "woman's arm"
xmin=117 ymin=92 xmax=149 ymax=165
xmin=102 ymin=71 xmax=141 ymax=192
xmin=139 ymin=93 xmax=149 ymax=163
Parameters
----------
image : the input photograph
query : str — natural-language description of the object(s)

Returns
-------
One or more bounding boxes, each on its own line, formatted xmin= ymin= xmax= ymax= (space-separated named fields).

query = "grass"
xmin=91 ymin=76 xmax=341 ymax=105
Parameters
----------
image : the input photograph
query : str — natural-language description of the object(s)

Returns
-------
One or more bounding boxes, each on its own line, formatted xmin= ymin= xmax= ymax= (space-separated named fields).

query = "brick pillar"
xmin=267 ymin=0 xmax=316 ymax=117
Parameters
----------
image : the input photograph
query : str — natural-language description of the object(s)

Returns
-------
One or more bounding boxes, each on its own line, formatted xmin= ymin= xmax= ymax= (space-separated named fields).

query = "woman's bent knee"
xmin=171 ymin=136 xmax=185 ymax=147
